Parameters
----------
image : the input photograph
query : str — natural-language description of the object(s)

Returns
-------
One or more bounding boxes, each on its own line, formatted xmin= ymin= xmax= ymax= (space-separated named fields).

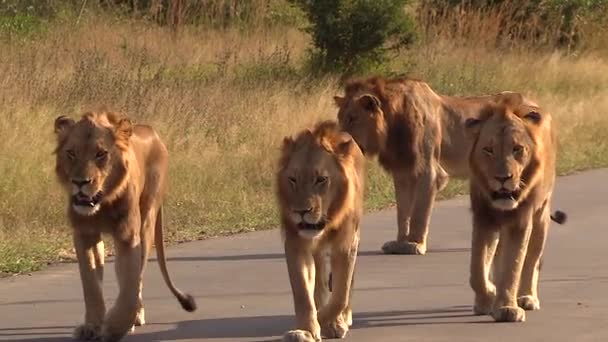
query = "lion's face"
xmin=54 ymin=113 xmax=132 ymax=216
xmin=334 ymin=94 xmax=386 ymax=156
xmin=466 ymin=106 xmax=542 ymax=211
xmin=278 ymin=122 xmax=358 ymax=239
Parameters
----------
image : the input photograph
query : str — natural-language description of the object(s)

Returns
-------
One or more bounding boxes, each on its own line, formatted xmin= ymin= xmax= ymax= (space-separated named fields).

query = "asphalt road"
xmin=1 ymin=169 xmax=607 ymax=342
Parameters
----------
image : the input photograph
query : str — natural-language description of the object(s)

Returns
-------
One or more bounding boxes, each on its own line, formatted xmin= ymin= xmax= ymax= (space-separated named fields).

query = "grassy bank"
xmin=1 ymin=11 xmax=607 ymax=274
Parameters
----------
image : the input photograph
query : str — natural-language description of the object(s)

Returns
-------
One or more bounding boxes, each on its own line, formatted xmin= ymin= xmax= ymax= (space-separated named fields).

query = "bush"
xmin=291 ymin=0 xmax=415 ymax=75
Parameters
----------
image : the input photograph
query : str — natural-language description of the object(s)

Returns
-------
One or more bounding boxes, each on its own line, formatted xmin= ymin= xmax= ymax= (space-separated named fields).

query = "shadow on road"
xmin=3 ymin=305 xmax=481 ymax=342
xmin=154 ymin=247 xmax=469 ymax=263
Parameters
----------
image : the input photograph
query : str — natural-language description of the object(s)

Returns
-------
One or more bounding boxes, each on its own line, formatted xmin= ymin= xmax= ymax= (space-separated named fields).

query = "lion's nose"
xmin=294 ymin=208 xmax=313 ymax=216
xmin=495 ymin=174 xmax=513 ymax=183
xmin=72 ymin=178 xmax=92 ymax=187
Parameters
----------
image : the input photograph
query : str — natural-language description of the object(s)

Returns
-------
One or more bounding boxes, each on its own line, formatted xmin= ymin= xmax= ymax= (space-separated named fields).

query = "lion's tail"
xmin=154 ymin=206 xmax=197 ymax=312
xmin=550 ymin=210 xmax=568 ymax=225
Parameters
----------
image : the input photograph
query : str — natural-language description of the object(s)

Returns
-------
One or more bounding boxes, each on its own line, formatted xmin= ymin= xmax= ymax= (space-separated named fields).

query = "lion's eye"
xmin=96 ymin=150 xmax=108 ymax=160
xmin=316 ymin=176 xmax=328 ymax=185
xmin=482 ymin=147 xmax=494 ymax=156
xmin=513 ymin=145 xmax=524 ymax=154
xmin=288 ymin=177 xmax=296 ymax=185
xmin=66 ymin=150 xmax=76 ymax=160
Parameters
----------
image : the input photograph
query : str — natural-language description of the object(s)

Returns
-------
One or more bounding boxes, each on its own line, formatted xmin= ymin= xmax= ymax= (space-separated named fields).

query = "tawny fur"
xmin=464 ymin=103 xmax=565 ymax=323
xmin=54 ymin=112 xmax=195 ymax=342
xmin=277 ymin=121 xmax=365 ymax=341
xmin=334 ymin=76 xmax=541 ymax=255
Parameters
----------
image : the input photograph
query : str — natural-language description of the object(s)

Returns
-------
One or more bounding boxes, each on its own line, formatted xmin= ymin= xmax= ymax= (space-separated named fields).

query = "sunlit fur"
xmin=277 ymin=121 xmax=365 ymax=240
xmin=467 ymin=107 xmax=542 ymax=211
xmin=53 ymin=112 xmax=196 ymax=342
xmin=333 ymin=77 xmax=544 ymax=255
xmin=55 ymin=112 xmax=130 ymax=216
xmin=465 ymin=103 xmax=565 ymax=323
xmin=277 ymin=120 xmax=365 ymax=341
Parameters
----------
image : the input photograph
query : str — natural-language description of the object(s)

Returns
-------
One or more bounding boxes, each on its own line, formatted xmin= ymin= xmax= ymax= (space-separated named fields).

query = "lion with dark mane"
xmin=277 ymin=120 xmax=365 ymax=341
xmin=54 ymin=112 xmax=196 ymax=342
xmin=334 ymin=76 xmax=544 ymax=255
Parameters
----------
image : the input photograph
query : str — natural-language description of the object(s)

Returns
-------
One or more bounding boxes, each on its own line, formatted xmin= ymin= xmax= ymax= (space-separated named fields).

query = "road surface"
xmin=1 ymin=169 xmax=607 ymax=342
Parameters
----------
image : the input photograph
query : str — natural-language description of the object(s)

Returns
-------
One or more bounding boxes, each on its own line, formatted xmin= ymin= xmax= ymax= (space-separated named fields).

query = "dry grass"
xmin=1 ymin=9 xmax=607 ymax=274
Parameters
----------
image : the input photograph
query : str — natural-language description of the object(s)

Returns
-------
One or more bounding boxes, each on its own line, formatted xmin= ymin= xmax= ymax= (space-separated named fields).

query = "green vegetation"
xmin=1 ymin=0 xmax=607 ymax=275
xmin=291 ymin=0 xmax=416 ymax=74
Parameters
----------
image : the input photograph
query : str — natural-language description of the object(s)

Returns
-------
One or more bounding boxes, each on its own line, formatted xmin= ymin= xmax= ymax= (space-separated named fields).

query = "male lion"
xmin=54 ymin=112 xmax=196 ymax=342
xmin=464 ymin=103 xmax=566 ymax=322
xmin=334 ymin=76 xmax=542 ymax=255
xmin=277 ymin=121 xmax=365 ymax=342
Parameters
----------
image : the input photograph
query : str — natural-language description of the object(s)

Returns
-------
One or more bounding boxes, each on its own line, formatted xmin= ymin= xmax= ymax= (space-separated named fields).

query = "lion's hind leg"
xmin=134 ymin=205 xmax=159 ymax=328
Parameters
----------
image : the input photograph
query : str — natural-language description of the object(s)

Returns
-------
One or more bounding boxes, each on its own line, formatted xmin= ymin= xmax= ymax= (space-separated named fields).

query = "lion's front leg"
xmin=318 ymin=237 xmax=358 ymax=339
xmin=518 ymin=206 xmax=550 ymax=311
xmin=283 ymin=235 xmax=320 ymax=342
xmin=492 ymin=221 xmax=533 ymax=323
xmin=381 ymin=172 xmax=418 ymax=254
xmin=407 ymin=167 xmax=443 ymax=255
xmin=313 ymin=250 xmax=330 ymax=310
xmin=102 ymin=229 xmax=142 ymax=342
xmin=469 ymin=224 xmax=499 ymax=316
xmin=73 ymin=232 xmax=106 ymax=341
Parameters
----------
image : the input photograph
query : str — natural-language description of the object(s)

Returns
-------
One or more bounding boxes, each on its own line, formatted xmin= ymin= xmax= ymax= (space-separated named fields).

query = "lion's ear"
xmin=523 ymin=111 xmax=542 ymax=125
xmin=357 ymin=94 xmax=381 ymax=112
xmin=54 ymin=116 xmax=75 ymax=137
xmin=333 ymin=96 xmax=346 ymax=108
xmin=336 ymin=132 xmax=355 ymax=156
xmin=282 ymin=136 xmax=294 ymax=149
xmin=115 ymin=117 xmax=133 ymax=141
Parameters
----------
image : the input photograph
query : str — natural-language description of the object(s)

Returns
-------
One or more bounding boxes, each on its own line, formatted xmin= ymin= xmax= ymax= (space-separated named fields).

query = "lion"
xmin=334 ymin=76 xmax=542 ymax=255
xmin=464 ymin=102 xmax=566 ymax=322
xmin=277 ymin=120 xmax=365 ymax=342
xmin=54 ymin=112 xmax=196 ymax=342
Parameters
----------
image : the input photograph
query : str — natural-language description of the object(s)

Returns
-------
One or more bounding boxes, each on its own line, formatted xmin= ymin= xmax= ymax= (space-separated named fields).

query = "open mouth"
xmin=298 ymin=222 xmax=326 ymax=231
xmin=491 ymin=189 xmax=520 ymax=201
xmin=72 ymin=191 xmax=103 ymax=208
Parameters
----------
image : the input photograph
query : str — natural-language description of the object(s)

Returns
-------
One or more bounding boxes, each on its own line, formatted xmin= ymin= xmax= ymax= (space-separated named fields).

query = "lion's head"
xmin=465 ymin=104 xmax=546 ymax=211
xmin=54 ymin=112 xmax=132 ymax=216
xmin=277 ymin=121 xmax=364 ymax=239
xmin=334 ymin=78 xmax=388 ymax=156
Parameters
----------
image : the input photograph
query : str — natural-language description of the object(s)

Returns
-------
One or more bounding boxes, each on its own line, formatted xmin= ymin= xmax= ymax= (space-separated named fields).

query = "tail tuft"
xmin=551 ymin=210 xmax=567 ymax=225
xmin=178 ymin=293 xmax=197 ymax=312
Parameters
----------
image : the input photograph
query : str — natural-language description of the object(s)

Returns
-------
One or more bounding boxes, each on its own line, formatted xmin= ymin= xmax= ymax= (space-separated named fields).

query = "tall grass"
xmin=1 ymin=6 xmax=607 ymax=274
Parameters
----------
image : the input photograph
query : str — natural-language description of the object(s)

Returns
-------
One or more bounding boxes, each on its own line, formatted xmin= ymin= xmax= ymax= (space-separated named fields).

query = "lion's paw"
xmin=134 ymin=307 xmax=146 ymax=326
xmin=492 ymin=306 xmax=526 ymax=323
xmin=73 ymin=323 xmax=102 ymax=341
xmin=473 ymin=285 xmax=496 ymax=315
xmin=282 ymin=330 xmax=320 ymax=342
xmin=381 ymin=240 xmax=426 ymax=255
xmin=342 ymin=308 xmax=353 ymax=327
xmin=321 ymin=318 xmax=349 ymax=339
xmin=518 ymin=295 xmax=541 ymax=311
